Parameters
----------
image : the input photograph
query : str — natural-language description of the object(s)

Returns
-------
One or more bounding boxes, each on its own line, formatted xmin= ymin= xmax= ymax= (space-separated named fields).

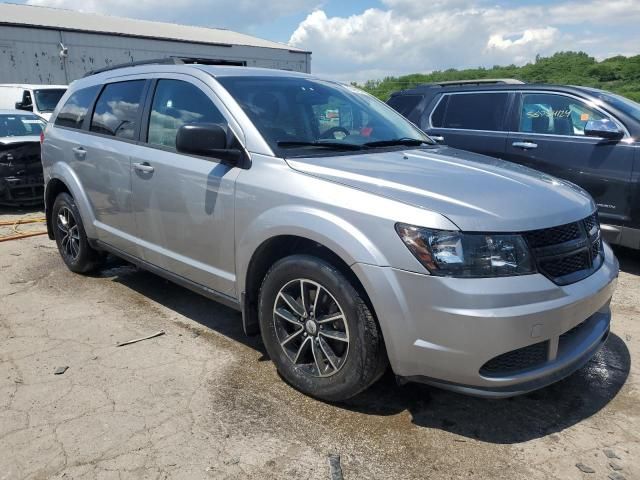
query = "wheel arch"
xmin=237 ymin=208 xmax=387 ymax=337
xmin=45 ymin=164 xmax=97 ymax=240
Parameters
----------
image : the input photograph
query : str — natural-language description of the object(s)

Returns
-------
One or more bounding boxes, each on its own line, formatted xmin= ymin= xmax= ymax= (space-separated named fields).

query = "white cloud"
xmin=486 ymin=27 xmax=559 ymax=55
xmin=289 ymin=0 xmax=640 ymax=83
xmin=26 ymin=0 xmax=318 ymax=30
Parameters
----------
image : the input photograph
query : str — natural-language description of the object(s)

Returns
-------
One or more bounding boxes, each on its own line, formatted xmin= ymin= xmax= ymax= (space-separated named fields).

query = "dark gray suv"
xmin=388 ymin=80 xmax=640 ymax=250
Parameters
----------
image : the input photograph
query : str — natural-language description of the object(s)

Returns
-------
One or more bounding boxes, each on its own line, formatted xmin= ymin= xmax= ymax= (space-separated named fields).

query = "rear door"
xmin=423 ymin=91 xmax=512 ymax=159
xmin=76 ymin=79 xmax=148 ymax=254
xmin=130 ymin=76 xmax=241 ymax=296
xmin=504 ymin=91 xmax=635 ymax=229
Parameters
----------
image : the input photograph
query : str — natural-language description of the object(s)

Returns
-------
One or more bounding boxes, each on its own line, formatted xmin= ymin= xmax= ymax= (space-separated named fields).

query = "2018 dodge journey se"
xmin=41 ymin=61 xmax=619 ymax=401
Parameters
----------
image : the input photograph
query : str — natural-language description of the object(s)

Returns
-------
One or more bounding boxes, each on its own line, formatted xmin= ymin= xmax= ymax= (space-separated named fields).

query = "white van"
xmin=0 ymin=84 xmax=67 ymax=121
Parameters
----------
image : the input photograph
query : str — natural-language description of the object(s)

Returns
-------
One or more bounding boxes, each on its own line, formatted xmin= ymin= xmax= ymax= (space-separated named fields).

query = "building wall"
xmin=0 ymin=25 xmax=310 ymax=84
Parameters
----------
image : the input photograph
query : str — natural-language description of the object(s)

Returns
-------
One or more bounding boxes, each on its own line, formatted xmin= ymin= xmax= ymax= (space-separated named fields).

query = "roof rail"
xmin=422 ymin=78 xmax=526 ymax=87
xmin=83 ymin=56 xmax=246 ymax=77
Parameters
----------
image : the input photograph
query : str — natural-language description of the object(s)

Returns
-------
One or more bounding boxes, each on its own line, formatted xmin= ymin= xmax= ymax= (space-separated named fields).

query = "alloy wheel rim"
xmin=273 ymin=278 xmax=349 ymax=378
xmin=56 ymin=206 xmax=80 ymax=261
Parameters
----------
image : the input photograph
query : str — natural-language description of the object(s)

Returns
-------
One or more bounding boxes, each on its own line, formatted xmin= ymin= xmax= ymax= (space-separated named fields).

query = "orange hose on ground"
xmin=0 ymin=217 xmax=46 ymax=226
xmin=0 ymin=231 xmax=48 ymax=242
xmin=0 ymin=216 xmax=48 ymax=242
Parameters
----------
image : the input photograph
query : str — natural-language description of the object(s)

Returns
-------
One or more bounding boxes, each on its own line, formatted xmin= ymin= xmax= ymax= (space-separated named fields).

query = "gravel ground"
xmin=1 ymin=208 xmax=638 ymax=480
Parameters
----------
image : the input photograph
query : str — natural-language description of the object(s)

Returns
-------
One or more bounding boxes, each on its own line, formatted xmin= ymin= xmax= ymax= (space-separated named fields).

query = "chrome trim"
xmin=427 ymin=90 xmax=631 ymax=139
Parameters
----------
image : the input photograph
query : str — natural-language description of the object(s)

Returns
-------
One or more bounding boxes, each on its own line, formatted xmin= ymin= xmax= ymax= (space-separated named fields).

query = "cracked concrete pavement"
xmin=1 ymin=209 xmax=639 ymax=479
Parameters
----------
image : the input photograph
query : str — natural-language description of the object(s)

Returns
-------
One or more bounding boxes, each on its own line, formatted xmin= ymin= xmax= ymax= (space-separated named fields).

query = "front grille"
xmin=591 ymin=237 xmax=602 ymax=261
xmin=526 ymin=222 xmax=581 ymax=248
xmin=558 ymin=318 xmax=591 ymax=353
xmin=584 ymin=213 xmax=598 ymax=234
xmin=540 ymin=251 xmax=589 ymax=278
xmin=525 ymin=213 xmax=603 ymax=285
xmin=480 ymin=341 xmax=549 ymax=377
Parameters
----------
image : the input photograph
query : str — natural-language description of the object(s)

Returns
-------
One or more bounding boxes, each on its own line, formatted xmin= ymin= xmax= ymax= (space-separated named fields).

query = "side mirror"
xmin=176 ymin=123 xmax=242 ymax=165
xmin=584 ymin=119 xmax=624 ymax=140
xmin=15 ymin=101 xmax=33 ymax=112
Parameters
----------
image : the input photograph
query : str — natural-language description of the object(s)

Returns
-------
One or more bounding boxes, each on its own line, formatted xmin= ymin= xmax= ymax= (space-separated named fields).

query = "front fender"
xmin=236 ymin=205 xmax=387 ymax=292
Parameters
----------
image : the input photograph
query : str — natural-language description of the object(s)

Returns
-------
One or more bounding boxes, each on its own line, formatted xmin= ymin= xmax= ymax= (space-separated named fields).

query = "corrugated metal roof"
xmin=0 ymin=3 xmax=308 ymax=53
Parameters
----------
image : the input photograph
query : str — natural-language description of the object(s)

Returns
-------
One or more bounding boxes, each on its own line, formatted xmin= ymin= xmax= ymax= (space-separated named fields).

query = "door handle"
xmin=133 ymin=162 xmax=154 ymax=174
xmin=512 ymin=141 xmax=538 ymax=150
xmin=72 ymin=146 xmax=86 ymax=159
xmin=431 ymin=135 xmax=445 ymax=143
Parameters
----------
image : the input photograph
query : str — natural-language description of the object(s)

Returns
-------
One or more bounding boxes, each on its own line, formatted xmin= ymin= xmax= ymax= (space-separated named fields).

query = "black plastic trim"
xmin=93 ymin=239 xmax=242 ymax=312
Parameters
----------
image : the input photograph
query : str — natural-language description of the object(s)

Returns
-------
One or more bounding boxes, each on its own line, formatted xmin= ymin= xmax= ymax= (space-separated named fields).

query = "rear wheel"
xmin=259 ymin=254 xmax=388 ymax=401
xmin=52 ymin=192 xmax=103 ymax=273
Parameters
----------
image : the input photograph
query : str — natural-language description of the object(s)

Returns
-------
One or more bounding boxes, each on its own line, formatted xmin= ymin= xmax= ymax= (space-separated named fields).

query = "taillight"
xmin=40 ymin=131 xmax=44 ymax=145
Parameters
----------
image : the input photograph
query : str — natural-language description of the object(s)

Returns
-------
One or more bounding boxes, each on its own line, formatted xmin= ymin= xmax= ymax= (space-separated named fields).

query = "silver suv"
xmin=41 ymin=63 xmax=619 ymax=401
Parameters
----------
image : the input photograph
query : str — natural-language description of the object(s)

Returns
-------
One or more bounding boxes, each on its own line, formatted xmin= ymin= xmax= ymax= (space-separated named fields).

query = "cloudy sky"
xmin=6 ymin=0 xmax=640 ymax=82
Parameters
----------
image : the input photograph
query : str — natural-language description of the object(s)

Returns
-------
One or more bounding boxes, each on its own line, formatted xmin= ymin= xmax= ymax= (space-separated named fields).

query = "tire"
xmin=51 ymin=192 xmax=103 ymax=274
xmin=259 ymin=254 xmax=388 ymax=401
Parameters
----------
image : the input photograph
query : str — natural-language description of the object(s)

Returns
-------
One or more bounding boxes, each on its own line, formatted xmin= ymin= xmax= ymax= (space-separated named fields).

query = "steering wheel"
xmin=320 ymin=126 xmax=350 ymax=139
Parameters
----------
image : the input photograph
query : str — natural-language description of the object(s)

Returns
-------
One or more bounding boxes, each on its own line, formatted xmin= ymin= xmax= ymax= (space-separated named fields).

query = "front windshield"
xmin=216 ymin=76 xmax=431 ymax=156
xmin=0 ymin=114 xmax=45 ymax=138
xmin=34 ymin=89 xmax=66 ymax=113
xmin=583 ymin=87 xmax=640 ymax=123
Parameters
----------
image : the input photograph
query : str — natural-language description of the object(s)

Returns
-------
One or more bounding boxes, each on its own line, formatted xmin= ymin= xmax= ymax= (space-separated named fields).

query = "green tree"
xmin=356 ymin=51 xmax=640 ymax=103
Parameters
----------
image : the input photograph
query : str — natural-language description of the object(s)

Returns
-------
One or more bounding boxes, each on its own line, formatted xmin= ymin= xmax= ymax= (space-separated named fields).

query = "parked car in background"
xmin=387 ymin=80 xmax=640 ymax=250
xmin=0 ymin=84 xmax=67 ymax=121
xmin=42 ymin=63 xmax=617 ymax=401
xmin=0 ymin=110 xmax=46 ymax=205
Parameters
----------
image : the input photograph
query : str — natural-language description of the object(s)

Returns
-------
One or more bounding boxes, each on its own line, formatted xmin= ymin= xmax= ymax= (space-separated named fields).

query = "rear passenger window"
xmin=431 ymin=93 xmax=509 ymax=131
xmin=147 ymin=80 xmax=225 ymax=149
xmin=90 ymin=80 xmax=145 ymax=140
xmin=387 ymin=94 xmax=423 ymax=116
xmin=55 ymin=85 xmax=100 ymax=129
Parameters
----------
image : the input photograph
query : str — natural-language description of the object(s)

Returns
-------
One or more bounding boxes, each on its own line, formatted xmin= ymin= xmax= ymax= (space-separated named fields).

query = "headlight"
xmin=395 ymin=223 xmax=535 ymax=277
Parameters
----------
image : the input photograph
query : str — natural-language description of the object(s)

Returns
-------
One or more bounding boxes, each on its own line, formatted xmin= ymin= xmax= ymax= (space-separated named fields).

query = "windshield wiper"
xmin=277 ymin=140 xmax=364 ymax=150
xmin=362 ymin=138 xmax=432 ymax=148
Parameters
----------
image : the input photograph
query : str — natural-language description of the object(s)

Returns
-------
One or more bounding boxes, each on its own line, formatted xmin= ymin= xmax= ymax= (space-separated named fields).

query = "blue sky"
xmin=6 ymin=0 xmax=640 ymax=82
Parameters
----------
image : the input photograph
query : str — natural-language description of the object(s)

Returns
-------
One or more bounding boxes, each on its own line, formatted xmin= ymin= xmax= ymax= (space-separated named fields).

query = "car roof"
xmin=390 ymin=82 xmax=595 ymax=97
xmin=80 ymin=64 xmax=312 ymax=81
xmin=68 ymin=63 xmax=328 ymax=92
xmin=0 ymin=84 xmax=67 ymax=89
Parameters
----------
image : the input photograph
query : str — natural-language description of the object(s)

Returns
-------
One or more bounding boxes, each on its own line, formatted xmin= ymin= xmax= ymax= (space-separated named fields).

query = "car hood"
xmin=0 ymin=135 xmax=40 ymax=146
xmin=285 ymin=146 xmax=595 ymax=232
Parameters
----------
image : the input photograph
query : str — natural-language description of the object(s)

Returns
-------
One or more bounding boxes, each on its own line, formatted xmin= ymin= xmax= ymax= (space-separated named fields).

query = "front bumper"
xmin=0 ymin=174 xmax=44 ymax=206
xmin=353 ymin=242 xmax=619 ymax=397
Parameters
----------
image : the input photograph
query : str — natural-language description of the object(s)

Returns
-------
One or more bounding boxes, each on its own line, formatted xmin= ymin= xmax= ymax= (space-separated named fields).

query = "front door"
xmin=131 ymin=77 xmax=240 ymax=296
xmin=504 ymin=92 xmax=635 ymax=228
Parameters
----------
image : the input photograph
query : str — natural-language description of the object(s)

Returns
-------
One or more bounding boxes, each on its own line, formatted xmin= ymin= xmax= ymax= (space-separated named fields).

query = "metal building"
xmin=0 ymin=3 xmax=311 ymax=85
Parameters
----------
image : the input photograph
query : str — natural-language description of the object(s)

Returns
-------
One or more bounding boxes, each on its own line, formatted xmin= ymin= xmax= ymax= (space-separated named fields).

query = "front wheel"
xmin=259 ymin=254 xmax=388 ymax=401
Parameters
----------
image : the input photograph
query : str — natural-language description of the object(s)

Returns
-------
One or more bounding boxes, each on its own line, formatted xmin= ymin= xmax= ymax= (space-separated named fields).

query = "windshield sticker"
xmin=580 ymin=113 xmax=590 ymax=121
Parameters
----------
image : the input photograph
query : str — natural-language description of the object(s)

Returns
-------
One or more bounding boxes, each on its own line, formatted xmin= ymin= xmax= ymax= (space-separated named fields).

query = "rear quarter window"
xmin=431 ymin=92 xmax=509 ymax=131
xmin=54 ymin=85 xmax=100 ymax=129
xmin=387 ymin=94 xmax=423 ymax=116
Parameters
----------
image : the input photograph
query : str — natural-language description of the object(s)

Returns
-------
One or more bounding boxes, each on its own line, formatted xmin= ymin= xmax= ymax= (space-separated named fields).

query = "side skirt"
xmin=92 ymin=239 xmax=242 ymax=313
